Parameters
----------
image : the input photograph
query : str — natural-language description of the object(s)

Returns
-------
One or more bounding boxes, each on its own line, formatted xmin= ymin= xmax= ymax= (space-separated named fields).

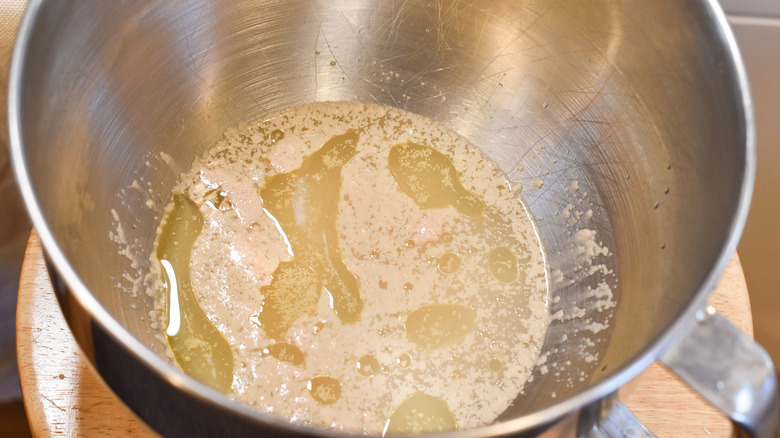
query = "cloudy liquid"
xmin=151 ymin=102 xmax=550 ymax=434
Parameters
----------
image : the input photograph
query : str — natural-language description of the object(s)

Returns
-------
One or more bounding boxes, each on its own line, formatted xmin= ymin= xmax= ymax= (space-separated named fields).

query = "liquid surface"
xmin=385 ymin=393 xmax=457 ymax=434
xmin=264 ymin=342 xmax=305 ymax=366
xmin=404 ymin=304 xmax=476 ymax=351
xmin=388 ymin=142 xmax=485 ymax=217
xmin=155 ymin=193 xmax=234 ymax=392
xmin=258 ymin=129 xmax=363 ymax=337
xmin=151 ymin=102 xmax=549 ymax=434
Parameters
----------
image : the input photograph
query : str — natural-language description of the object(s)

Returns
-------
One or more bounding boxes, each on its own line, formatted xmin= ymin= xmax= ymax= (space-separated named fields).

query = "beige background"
xmin=0 ymin=0 xmax=30 ymax=403
xmin=725 ymin=12 xmax=780 ymax=399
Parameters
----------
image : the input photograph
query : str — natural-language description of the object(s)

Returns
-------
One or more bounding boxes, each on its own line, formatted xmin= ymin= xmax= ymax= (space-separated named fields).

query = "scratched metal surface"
xmin=10 ymin=0 xmax=751 ymax=435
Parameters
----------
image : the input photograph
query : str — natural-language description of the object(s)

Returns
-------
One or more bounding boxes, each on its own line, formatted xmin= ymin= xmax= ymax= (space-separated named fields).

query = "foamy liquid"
xmin=151 ymin=102 xmax=550 ymax=434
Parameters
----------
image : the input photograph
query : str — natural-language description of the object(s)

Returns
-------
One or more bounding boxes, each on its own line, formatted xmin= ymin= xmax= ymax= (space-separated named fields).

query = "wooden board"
xmin=621 ymin=253 xmax=752 ymax=438
xmin=16 ymin=232 xmax=158 ymax=437
xmin=16 ymin=231 xmax=753 ymax=437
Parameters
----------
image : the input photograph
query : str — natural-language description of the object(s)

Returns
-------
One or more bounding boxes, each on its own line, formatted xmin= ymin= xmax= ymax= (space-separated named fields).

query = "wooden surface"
xmin=622 ymin=252 xmax=752 ymax=438
xmin=16 ymin=232 xmax=158 ymax=437
xmin=16 ymin=231 xmax=753 ymax=437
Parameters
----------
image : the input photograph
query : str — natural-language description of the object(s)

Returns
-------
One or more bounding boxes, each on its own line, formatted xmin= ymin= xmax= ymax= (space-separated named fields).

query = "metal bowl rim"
xmin=7 ymin=0 xmax=755 ymax=435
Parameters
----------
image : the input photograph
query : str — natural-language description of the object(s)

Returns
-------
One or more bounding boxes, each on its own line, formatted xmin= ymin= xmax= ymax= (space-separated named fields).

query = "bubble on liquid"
xmin=397 ymin=353 xmax=412 ymax=369
xmin=268 ymin=129 xmax=285 ymax=143
xmin=438 ymin=253 xmax=461 ymax=274
xmin=488 ymin=359 xmax=504 ymax=372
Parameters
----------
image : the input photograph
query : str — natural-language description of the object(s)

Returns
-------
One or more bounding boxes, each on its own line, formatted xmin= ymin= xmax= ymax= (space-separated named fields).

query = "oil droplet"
xmin=404 ymin=239 xmax=415 ymax=248
xmin=405 ymin=304 xmax=476 ymax=350
xmin=329 ymin=60 xmax=336 ymax=66
xmin=440 ymin=232 xmax=453 ymax=243
xmin=388 ymin=142 xmax=485 ymax=217
xmin=308 ymin=376 xmax=342 ymax=405
xmin=257 ymin=131 xmax=363 ymax=339
xmin=156 ymin=193 xmax=234 ymax=393
xmin=356 ymin=354 xmax=381 ymax=376
xmin=438 ymin=253 xmax=461 ymax=274
xmin=268 ymin=129 xmax=285 ymax=142
xmin=488 ymin=246 xmax=519 ymax=284
xmin=369 ymin=249 xmax=380 ymax=260
xmin=397 ymin=353 xmax=412 ymax=369
xmin=255 ymin=262 xmax=320 ymax=339
xmin=264 ymin=342 xmax=305 ymax=366
xmin=488 ymin=359 xmax=504 ymax=372
xmin=403 ymin=282 xmax=414 ymax=292
xmin=385 ymin=393 xmax=457 ymax=434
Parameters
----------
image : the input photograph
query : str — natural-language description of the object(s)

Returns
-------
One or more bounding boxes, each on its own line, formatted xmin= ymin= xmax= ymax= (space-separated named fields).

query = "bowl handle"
xmin=579 ymin=307 xmax=778 ymax=438
xmin=658 ymin=307 xmax=778 ymax=438
xmin=577 ymin=394 xmax=655 ymax=437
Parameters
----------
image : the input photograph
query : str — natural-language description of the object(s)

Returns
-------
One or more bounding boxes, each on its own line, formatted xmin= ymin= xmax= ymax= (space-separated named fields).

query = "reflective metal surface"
xmin=578 ymin=395 xmax=654 ymax=438
xmin=9 ymin=0 xmax=774 ymax=436
xmin=660 ymin=309 xmax=779 ymax=438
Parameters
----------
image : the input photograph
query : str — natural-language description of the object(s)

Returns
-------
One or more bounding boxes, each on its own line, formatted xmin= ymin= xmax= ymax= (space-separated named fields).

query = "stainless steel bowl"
xmin=9 ymin=0 xmax=778 ymax=436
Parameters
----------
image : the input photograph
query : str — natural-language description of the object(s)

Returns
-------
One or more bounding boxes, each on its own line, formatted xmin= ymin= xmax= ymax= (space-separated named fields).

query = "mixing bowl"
xmin=9 ymin=0 xmax=778 ymax=436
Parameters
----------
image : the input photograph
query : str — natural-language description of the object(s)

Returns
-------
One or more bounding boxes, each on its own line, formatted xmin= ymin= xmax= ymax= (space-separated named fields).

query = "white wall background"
xmin=720 ymin=0 xmax=780 ymax=381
